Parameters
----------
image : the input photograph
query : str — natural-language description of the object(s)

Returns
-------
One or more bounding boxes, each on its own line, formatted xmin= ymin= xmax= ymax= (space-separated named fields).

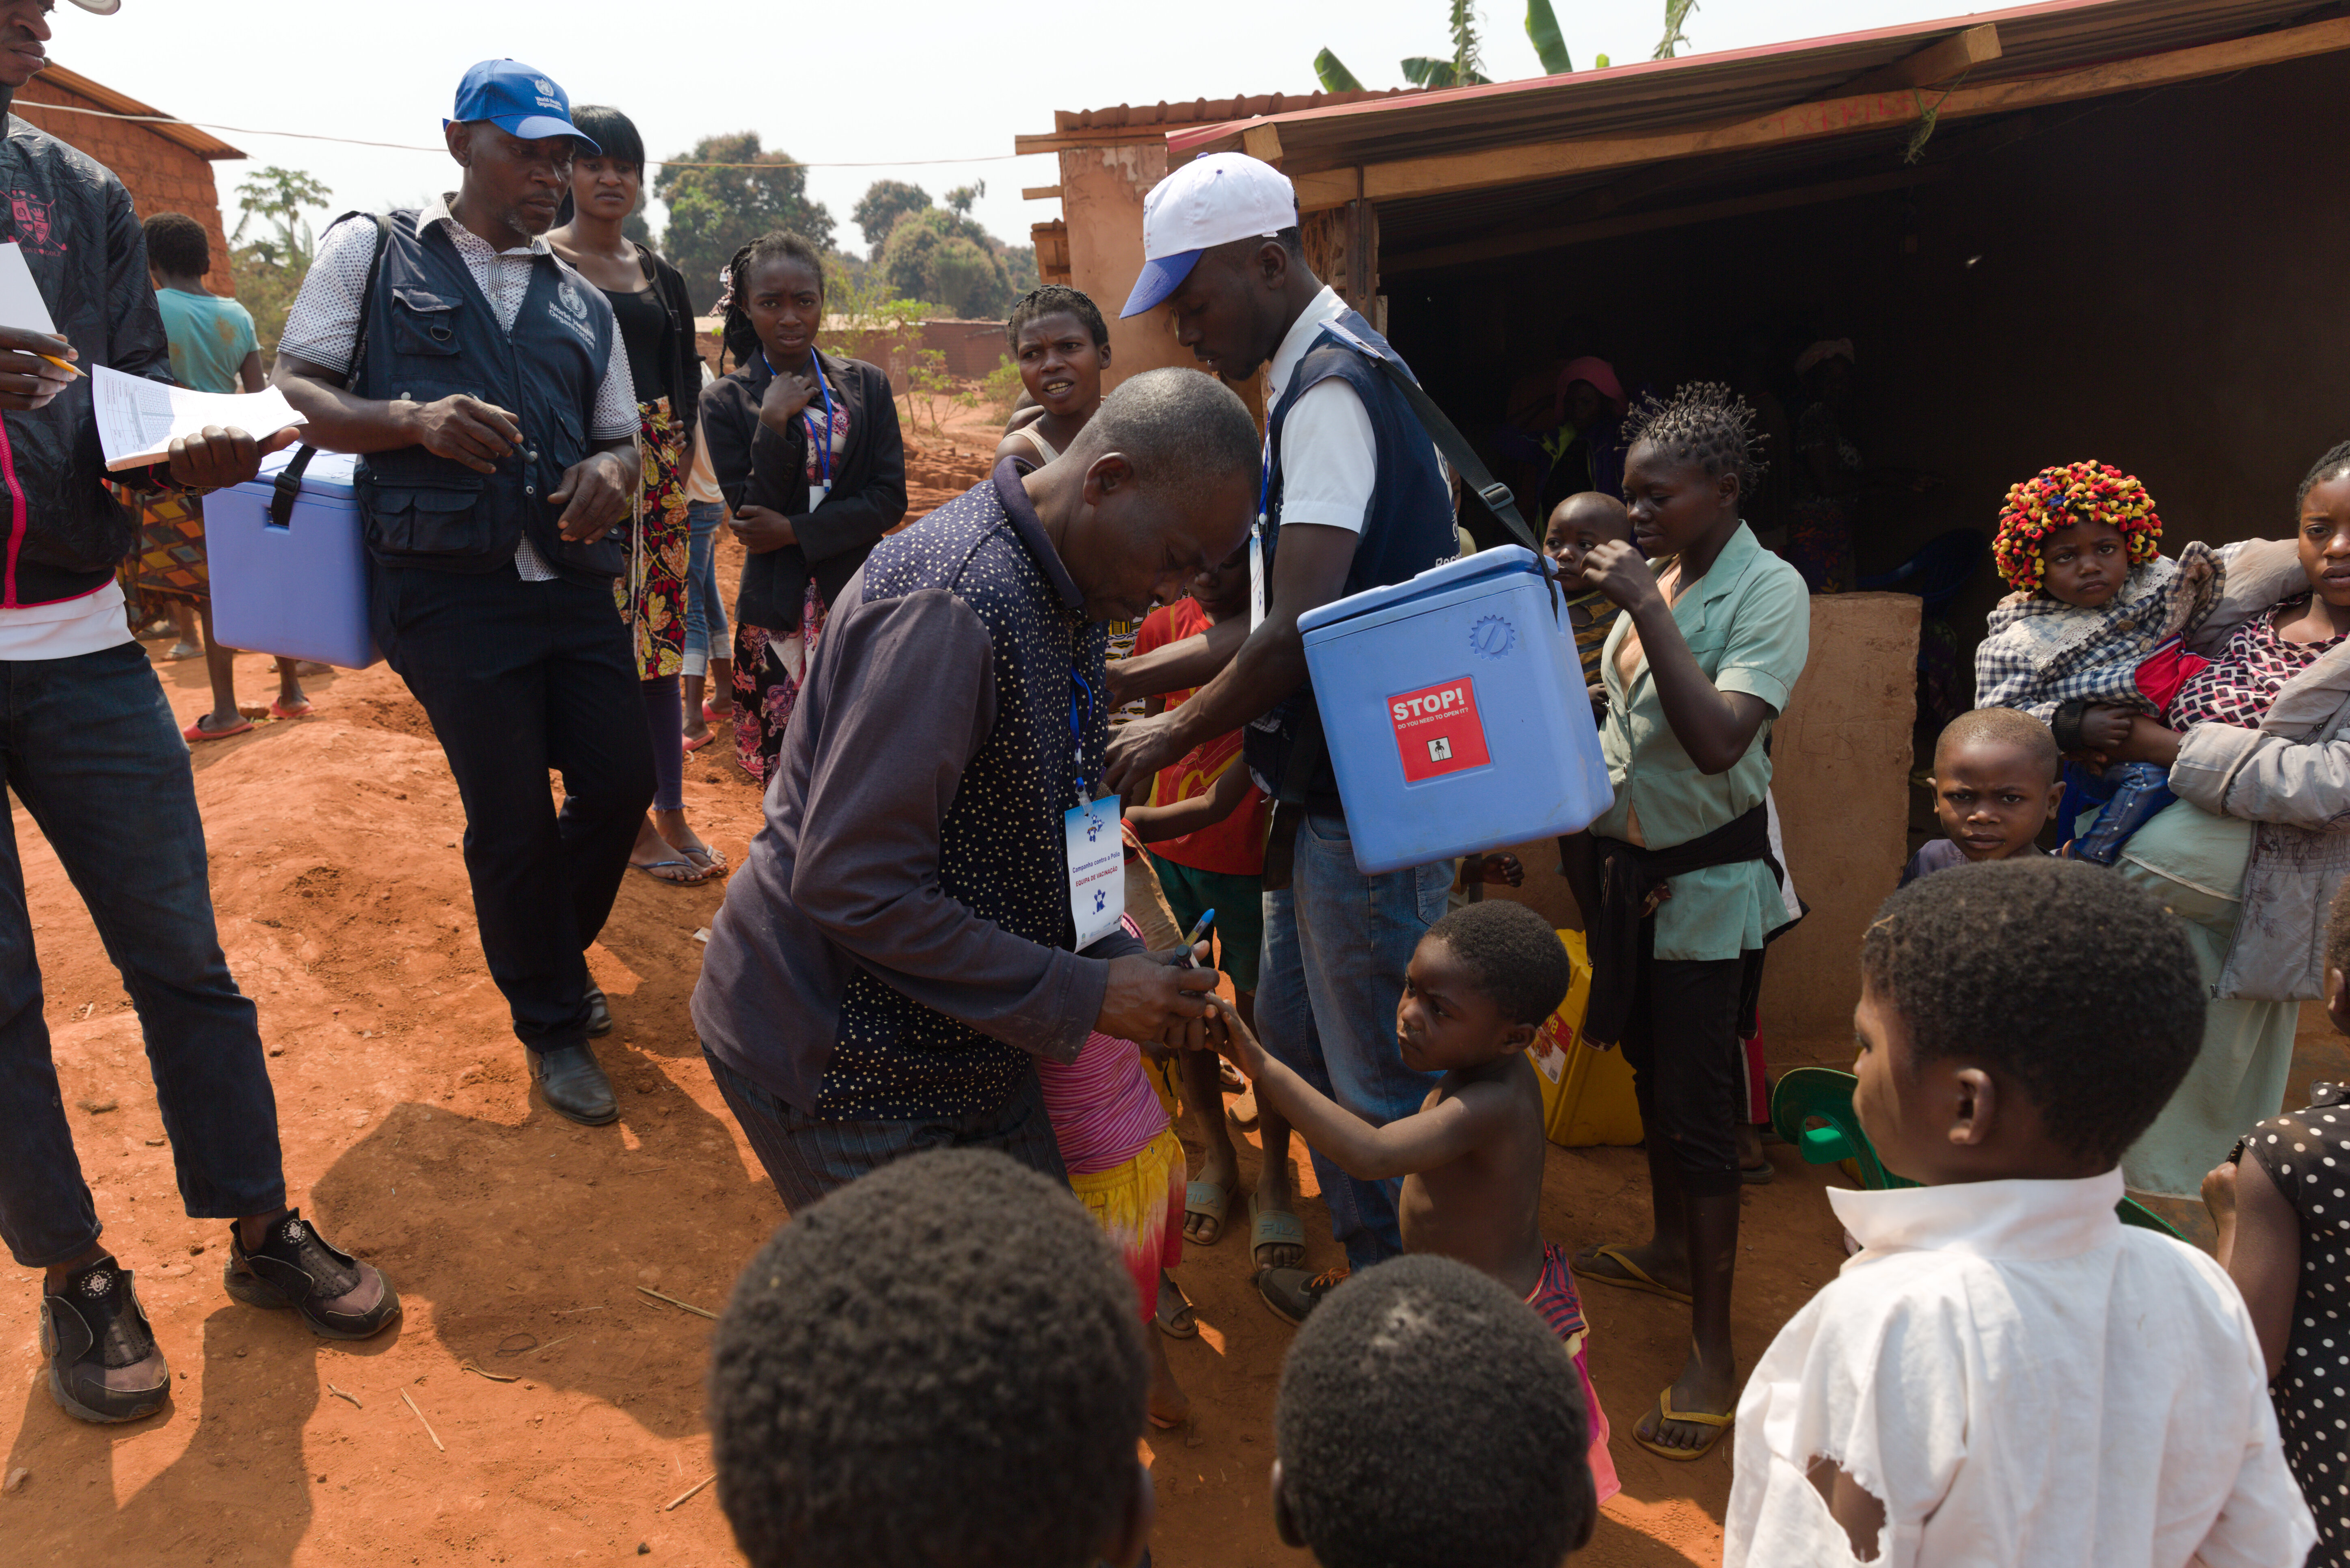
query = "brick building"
xmin=11 ymin=63 xmax=243 ymax=294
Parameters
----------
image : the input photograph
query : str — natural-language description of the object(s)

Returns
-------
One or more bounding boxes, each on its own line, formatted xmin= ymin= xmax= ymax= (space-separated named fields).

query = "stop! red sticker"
xmin=1389 ymin=676 xmax=1492 ymax=783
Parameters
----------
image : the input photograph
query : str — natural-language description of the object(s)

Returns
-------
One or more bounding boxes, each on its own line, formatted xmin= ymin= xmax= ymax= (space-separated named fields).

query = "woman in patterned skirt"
xmin=549 ymin=105 xmax=726 ymax=883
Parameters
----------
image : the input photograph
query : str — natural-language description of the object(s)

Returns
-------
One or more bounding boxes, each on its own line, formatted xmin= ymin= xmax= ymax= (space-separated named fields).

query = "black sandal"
xmin=224 ymin=1209 xmax=401 ymax=1340
xmin=40 ymin=1255 xmax=170 ymax=1423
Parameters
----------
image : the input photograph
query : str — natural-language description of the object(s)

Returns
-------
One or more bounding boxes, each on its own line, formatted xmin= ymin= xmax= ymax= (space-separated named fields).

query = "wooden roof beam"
xmin=1843 ymin=23 xmax=2001 ymax=95
xmin=1288 ymin=14 xmax=2350 ymax=211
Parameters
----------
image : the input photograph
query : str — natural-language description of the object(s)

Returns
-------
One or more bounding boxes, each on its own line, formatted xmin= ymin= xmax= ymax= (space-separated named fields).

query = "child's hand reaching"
xmin=1479 ymin=852 xmax=1525 ymax=888
xmin=1202 ymin=996 xmax=1267 ymax=1078
xmin=2074 ymin=704 xmax=2135 ymax=757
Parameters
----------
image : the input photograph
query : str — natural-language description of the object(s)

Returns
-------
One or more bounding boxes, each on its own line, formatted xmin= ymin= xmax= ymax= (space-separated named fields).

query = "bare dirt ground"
xmin=12 ymin=399 xmax=2268 ymax=1565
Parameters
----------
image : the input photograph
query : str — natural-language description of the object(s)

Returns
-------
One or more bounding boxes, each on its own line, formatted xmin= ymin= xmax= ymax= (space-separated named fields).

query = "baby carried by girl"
xmin=1974 ymin=461 xmax=2221 ymax=863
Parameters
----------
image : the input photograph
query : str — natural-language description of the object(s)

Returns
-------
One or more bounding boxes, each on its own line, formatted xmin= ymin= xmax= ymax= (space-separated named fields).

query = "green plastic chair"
xmin=1768 ymin=1066 xmax=2184 ymax=1242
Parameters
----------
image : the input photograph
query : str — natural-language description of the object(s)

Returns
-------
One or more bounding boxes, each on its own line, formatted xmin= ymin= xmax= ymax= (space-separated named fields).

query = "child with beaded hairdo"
xmin=698 ymin=232 xmax=907 ymax=784
xmin=1974 ymin=461 xmax=2221 ymax=864
xmin=1559 ymin=383 xmax=1808 ymax=1462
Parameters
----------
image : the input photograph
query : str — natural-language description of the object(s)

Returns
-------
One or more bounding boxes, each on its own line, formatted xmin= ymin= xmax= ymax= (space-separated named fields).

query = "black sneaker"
xmin=223 ymin=1209 xmax=401 ymax=1340
xmin=1254 ymin=1265 xmax=1351 ymax=1326
xmin=40 ymin=1256 xmax=170 ymax=1423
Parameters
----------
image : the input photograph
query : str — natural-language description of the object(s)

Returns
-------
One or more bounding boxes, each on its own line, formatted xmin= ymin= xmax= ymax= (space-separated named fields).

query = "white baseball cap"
xmin=1120 ymin=152 xmax=1299 ymax=318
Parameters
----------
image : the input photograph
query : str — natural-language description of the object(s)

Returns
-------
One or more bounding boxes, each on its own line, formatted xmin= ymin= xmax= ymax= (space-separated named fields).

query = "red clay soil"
xmin=4 ymin=412 xmax=1870 ymax=1566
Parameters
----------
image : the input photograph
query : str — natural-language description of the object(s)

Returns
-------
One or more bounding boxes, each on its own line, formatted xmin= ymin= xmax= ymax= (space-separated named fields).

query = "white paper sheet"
xmin=0 ymin=240 xmax=56 ymax=336
xmin=92 ymin=364 xmax=307 ymax=472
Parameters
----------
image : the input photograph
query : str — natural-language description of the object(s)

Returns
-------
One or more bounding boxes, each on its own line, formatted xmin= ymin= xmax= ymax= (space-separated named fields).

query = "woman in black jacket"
xmin=700 ymin=231 xmax=906 ymax=784
xmin=547 ymin=104 xmax=724 ymax=881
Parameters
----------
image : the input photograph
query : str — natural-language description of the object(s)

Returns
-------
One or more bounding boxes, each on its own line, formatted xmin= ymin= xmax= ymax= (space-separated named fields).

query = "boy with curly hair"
xmin=1274 ymin=1255 xmax=1597 ymax=1568
xmin=708 ymin=1147 xmax=1153 ymax=1568
xmin=1974 ymin=461 xmax=2220 ymax=864
xmin=1725 ymin=859 xmax=2312 ymax=1566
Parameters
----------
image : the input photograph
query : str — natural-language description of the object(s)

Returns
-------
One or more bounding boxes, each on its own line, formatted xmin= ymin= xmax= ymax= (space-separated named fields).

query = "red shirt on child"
xmin=1132 ymin=597 xmax=1269 ymax=877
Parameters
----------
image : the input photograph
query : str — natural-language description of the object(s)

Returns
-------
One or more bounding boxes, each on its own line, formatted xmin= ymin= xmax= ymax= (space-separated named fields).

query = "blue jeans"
xmin=0 ymin=641 xmax=285 ymax=1267
xmin=1256 ymin=806 xmax=1450 ymax=1269
xmin=703 ymin=1046 xmax=1065 ymax=1214
xmin=684 ymin=500 xmax=728 ymax=678
xmin=2063 ymin=760 xmax=2177 ymax=866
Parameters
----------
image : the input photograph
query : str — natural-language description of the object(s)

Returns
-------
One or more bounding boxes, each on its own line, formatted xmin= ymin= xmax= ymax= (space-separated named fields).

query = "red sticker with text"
xmin=1389 ymin=676 xmax=1492 ymax=783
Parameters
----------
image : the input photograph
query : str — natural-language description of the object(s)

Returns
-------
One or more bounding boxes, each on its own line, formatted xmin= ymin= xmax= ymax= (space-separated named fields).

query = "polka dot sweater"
xmin=816 ymin=464 xmax=1109 ymax=1121
xmin=2248 ymin=1081 xmax=2350 ymax=1566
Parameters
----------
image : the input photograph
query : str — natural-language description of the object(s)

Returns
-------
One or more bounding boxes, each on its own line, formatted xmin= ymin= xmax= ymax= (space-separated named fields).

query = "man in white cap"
xmin=1104 ymin=152 xmax=1458 ymax=1320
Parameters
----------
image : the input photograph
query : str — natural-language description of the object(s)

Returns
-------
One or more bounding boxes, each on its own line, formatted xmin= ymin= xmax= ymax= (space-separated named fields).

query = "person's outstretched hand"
xmin=1096 ymin=945 xmax=1216 ymax=1053
xmin=166 ymin=425 xmax=302 ymax=492
xmin=1104 ymin=711 xmax=1187 ymax=799
xmin=1201 ymin=996 xmax=1267 ymax=1076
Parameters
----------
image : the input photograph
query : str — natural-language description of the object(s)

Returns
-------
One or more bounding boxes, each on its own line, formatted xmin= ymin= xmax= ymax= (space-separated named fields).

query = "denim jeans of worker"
xmin=683 ymin=500 xmax=728 ymax=679
xmin=1255 ymin=805 xmax=1449 ymax=1270
xmin=703 ymin=1046 xmax=1066 ymax=1214
xmin=2062 ymin=759 xmax=2177 ymax=866
xmin=373 ymin=563 xmax=656 ymax=1055
xmin=0 ymin=641 xmax=285 ymax=1268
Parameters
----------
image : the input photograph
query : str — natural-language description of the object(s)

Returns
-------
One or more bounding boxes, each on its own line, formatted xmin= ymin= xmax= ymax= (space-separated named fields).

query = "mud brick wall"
xmin=12 ymin=78 xmax=236 ymax=295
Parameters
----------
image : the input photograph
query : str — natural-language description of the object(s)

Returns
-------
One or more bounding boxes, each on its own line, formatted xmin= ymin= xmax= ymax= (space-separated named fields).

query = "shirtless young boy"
xmin=1213 ymin=899 xmax=1619 ymax=1500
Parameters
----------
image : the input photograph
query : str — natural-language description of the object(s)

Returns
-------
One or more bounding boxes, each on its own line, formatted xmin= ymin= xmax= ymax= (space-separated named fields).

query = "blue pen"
xmin=1181 ymin=907 xmax=1216 ymax=968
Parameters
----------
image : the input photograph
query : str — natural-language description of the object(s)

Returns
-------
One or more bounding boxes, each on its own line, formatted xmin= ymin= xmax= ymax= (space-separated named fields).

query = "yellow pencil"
xmin=39 ymin=354 xmax=79 ymax=379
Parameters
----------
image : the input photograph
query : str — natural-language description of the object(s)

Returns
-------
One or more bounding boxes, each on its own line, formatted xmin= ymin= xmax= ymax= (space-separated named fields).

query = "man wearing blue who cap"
xmin=276 ymin=60 xmax=652 ymax=1130
xmin=1103 ymin=153 xmax=1459 ymax=1317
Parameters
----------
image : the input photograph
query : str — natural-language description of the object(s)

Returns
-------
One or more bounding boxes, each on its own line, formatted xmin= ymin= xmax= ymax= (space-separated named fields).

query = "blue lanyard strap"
xmin=764 ymin=350 xmax=834 ymax=489
xmin=1069 ymin=667 xmax=1094 ymax=802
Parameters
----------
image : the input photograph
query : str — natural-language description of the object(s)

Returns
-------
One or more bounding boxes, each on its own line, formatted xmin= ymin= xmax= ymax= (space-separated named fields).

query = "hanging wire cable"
xmin=12 ymin=97 xmax=1025 ymax=168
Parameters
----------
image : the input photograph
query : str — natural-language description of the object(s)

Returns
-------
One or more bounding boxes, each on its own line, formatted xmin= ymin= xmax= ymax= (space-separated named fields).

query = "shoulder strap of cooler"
xmin=1315 ymin=319 xmax=1560 ymax=620
xmin=271 ymin=212 xmax=393 ymax=528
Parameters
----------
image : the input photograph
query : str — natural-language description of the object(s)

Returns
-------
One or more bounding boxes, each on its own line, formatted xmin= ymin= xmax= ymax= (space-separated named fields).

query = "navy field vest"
xmin=352 ymin=210 xmax=621 ymax=583
xmin=1245 ymin=308 xmax=1456 ymax=806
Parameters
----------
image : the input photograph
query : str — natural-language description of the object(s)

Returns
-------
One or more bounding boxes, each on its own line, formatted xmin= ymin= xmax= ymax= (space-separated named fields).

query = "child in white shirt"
xmin=1725 ymin=857 xmax=2313 ymax=1568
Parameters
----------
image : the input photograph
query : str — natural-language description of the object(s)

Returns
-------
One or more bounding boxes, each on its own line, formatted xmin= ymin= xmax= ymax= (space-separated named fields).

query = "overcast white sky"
xmin=58 ymin=0 xmax=1980 ymax=257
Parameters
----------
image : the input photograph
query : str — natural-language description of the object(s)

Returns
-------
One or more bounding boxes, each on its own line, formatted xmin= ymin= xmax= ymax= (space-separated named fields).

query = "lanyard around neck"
xmin=1068 ymin=666 xmax=1095 ymax=803
xmin=765 ymin=350 xmax=834 ymax=489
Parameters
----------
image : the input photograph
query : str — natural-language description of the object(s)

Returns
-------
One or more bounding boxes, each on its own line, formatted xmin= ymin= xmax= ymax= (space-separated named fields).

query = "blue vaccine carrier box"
xmin=1296 ymin=546 xmax=1612 ymax=874
xmin=204 ymin=447 xmax=380 ymax=669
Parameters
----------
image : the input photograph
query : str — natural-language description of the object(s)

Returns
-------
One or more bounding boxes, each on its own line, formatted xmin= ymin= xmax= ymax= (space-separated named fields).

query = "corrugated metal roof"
xmin=1165 ymin=0 xmax=2321 ymax=171
xmin=1017 ymin=88 xmax=1415 ymax=153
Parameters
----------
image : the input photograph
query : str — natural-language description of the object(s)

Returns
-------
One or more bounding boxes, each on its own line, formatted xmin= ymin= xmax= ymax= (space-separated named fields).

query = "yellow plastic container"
xmin=1525 ymin=929 xmax=1644 ymax=1147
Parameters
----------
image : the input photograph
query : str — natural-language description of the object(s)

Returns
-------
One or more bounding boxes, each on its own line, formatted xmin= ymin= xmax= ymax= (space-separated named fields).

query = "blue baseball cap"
xmin=447 ymin=60 xmax=598 ymax=151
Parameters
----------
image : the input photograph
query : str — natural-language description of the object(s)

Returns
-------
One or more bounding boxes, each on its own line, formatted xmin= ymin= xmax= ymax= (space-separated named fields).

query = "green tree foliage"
xmin=944 ymin=180 xmax=984 ymax=215
xmin=851 ymin=179 xmax=930 ymax=255
xmin=1653 ymin=0 xmax=1699 ymax=60
xmin=227 ymin=164 xmax=332 ymax=353
xmin=1318 ymin=0 xmax=1576 ymax=93
xmin=879 ymin=207 xmax=1016 ymax=319
xmin=1525 ymin=0 xmax=1572 ymax=74
xmin=653 ymin=133 xmax=835 ymax=311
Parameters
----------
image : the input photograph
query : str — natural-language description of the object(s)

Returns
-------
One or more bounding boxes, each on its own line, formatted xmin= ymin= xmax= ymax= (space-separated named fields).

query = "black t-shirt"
xmin=601 ymin=285 xmax=669 ymax=406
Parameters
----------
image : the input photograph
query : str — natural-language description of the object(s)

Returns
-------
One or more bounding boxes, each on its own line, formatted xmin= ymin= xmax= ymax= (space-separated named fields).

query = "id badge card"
xmin=808 ymin=481 xmax=829 ymax=509
xmin=1064 ymin=794 xmax=1124 ymax=949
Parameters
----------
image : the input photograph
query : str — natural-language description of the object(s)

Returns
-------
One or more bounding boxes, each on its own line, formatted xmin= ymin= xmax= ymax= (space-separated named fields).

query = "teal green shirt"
xmin=1589 ymin=522 xmax=1810 ymax=961
xmin=153 ymin=287 xmax=258 ymax=395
